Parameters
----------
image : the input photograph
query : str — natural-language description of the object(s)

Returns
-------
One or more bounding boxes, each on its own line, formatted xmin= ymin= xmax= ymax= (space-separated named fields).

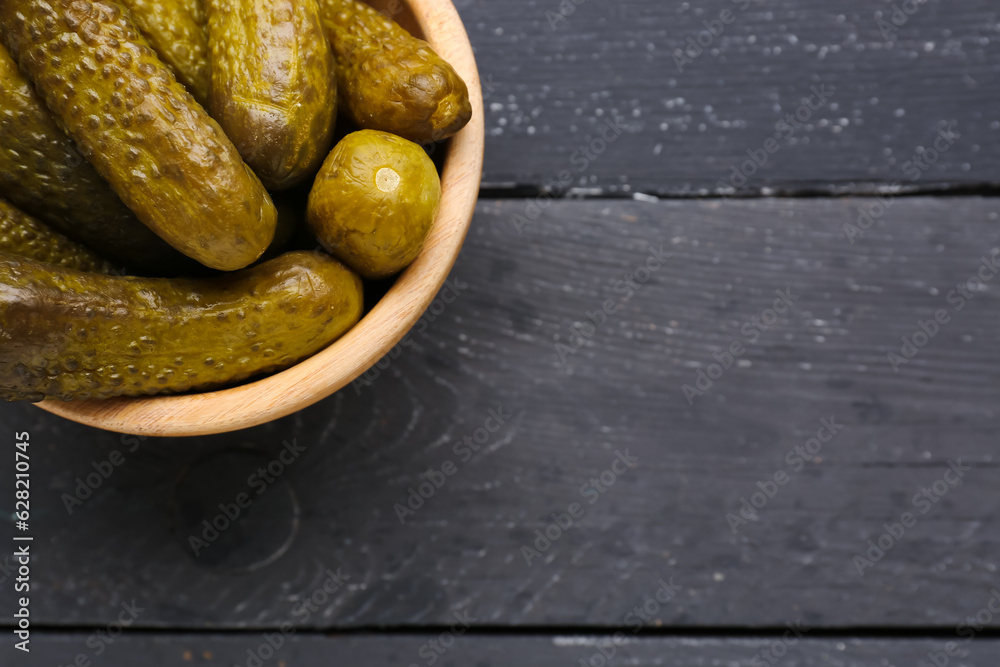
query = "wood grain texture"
xmin=5 ymin=633 xmax=1000 ymax=666
xmin=36 ymin=0 xmax=485 ymax=436
xmin=458 ymin=0 xmax=1000 ymax=195
xmin=3 ymin=198 xmax=999 ymax=629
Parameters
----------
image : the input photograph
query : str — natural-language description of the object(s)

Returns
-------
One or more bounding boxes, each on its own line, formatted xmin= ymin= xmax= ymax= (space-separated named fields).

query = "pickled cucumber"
xmin=207 ymin=0 xmax=337 ymax=190
xmin=319 ymin=0 xmax=472 ymax=144
xmin=307 ymin=130 xmax=440 ymax=278
xmin=0 ymin=41 xmax=193 ymax=274
xmin=0 ymin=199 xmax=114 ymax=273
xmin=1 ymin=0 xmax=277 ymax=271
xmin=0 ymin=251 xmax=363 ymax=401
xmin=119 ymin=0 xmax=210 ymax=105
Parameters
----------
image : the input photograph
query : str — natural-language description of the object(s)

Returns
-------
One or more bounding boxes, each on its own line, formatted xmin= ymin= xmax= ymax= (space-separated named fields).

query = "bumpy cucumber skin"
xmin=318 ymin=0 xmax=472 ymax=144
xmin=208 ymin=0 xmax=337 ymax=190
xmin=307 ymin=130 xmax=440 ymax=279
xmin=0 ymin=41 xmax=192 ymax=274
xmin=0 ymin=0 xmax=277 ymax=271
xmin=0 ymin=198 xmax=114 ymax=273
xmin=0 ymin=251 xmax=363 ymax=401
xmin=119 ymin=0 xmax=210 ymax=105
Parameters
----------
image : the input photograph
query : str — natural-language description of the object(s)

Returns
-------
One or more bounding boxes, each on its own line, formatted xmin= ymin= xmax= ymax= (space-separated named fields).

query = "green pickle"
xmin=319 ymin=0 xmax=472 ymax=144
xmin=118 ymin=0 xmax=211 ymax=105
xmin=207 ymin=0 xmax=337 ymax=190
xmin=0 ymin=199 xmax=114 ymax=273
xmin=307 ymin=130 xmax=440 ymax=279
xmin=0 ymin=41 xmax=192 ymax=274
xmin=1 ymin=0 xmax=277 ymax=271
xmin=0 ymin=251 xmax=363 ymax=401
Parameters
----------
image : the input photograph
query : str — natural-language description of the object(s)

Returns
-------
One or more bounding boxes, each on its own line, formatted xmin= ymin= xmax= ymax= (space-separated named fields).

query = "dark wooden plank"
xmin=5 ymin=633 xmax=1000 ymax=666
xmin=460 ymin=0 xmax=1000 ymax=195
xmin=1 ymin=198 xmax=999 ymax=629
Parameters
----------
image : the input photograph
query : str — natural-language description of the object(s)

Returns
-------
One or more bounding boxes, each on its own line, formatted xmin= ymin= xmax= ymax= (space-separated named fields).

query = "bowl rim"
xmin=37 ymin=0 xmax=485 ymax=436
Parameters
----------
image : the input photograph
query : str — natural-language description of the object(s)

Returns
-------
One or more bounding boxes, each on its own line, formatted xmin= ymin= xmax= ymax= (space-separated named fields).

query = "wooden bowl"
xmin=37 ymin=0 xmax=484 ymax=436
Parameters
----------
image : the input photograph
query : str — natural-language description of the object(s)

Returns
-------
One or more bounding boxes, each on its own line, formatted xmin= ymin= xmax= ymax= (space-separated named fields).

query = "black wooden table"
xmin=3 ymin=0 xmax=1000 ymax=664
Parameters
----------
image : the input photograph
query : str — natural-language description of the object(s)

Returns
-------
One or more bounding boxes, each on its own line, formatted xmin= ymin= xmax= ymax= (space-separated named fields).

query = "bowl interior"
xmin=36 ymin=0 xmax=485 ymax=436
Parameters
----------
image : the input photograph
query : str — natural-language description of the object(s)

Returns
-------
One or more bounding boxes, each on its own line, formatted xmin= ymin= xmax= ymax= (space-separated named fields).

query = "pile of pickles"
xmin=0 ymin=0 xmax=472 ymax=401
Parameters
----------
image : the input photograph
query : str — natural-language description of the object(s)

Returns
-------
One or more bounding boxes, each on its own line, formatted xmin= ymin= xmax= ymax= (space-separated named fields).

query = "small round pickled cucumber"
xmin=307 ymin=130 xmax=440 ymax=279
